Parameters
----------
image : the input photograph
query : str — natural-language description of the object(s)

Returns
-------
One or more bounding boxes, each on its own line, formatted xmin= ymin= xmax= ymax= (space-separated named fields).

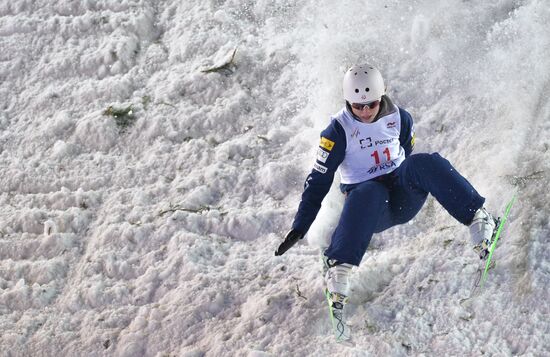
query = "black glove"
xmin=274 ymin=229 xmax=304 ymax=256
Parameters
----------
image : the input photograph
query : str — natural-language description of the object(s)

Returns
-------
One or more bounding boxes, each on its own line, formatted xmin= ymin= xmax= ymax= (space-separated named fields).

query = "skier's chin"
xmin=361 ymin=114 xmax=374 ymax=123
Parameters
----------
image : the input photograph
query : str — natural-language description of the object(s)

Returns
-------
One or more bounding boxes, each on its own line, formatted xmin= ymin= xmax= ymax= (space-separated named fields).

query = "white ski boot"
xmin=469 ymin=207 xmax=497 ymax=260
xmin=323 ymin=257 xmax=352 ymax=341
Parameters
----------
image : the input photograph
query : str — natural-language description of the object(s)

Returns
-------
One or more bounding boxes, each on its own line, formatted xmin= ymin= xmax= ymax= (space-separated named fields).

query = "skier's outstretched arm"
xmin=275 ymin=120 xmax=346 ymax=255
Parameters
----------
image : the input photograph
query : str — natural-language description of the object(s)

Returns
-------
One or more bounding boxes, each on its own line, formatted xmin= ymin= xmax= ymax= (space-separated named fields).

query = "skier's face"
xmin=351 ymin=100 xmax=380 ymax=123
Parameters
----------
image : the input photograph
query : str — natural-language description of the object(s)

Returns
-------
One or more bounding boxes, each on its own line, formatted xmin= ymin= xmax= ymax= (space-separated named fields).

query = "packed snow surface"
xmin=1 ymin=0 xmax=549 ymax=356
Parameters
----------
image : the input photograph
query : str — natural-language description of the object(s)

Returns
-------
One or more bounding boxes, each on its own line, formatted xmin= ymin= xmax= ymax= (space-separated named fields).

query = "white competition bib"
xmin=335 ymin=106 xmax=405 ymax=184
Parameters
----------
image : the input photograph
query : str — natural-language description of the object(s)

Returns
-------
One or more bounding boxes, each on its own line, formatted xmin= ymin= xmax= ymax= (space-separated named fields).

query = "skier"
xmin=275 ymin=64 xmax=497 ymax=333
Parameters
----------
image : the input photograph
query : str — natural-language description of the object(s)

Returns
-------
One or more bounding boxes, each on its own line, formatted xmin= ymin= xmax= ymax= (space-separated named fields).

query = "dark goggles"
xmin=351 ymin=100 xmax=380 ymax=110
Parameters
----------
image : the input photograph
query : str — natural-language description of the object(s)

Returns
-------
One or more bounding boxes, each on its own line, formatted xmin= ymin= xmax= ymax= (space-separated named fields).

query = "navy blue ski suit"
xmin=292 ymin=96 xmax=485 ymax=266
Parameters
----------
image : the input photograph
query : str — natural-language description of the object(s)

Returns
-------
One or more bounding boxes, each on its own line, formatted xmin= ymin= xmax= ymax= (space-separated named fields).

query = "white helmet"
xmin=343 ymin=64 xmax=385 ymax=103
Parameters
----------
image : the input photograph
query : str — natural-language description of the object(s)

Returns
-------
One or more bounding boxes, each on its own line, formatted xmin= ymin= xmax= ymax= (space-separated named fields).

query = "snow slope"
xmin=0 ymin=0 xmax=549 ymax=356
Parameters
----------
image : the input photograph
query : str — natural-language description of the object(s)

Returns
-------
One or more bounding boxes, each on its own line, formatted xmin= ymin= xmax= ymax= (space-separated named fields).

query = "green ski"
xmin=478 ymin=194 xmax=517 ymax=289
xmin=324 ymin=288 xmax=352 ymax=342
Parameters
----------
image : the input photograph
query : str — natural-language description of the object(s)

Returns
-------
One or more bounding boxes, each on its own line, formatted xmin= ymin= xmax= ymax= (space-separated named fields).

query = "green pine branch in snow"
xmin=103 ymin=104 xmax=136 ymax=131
